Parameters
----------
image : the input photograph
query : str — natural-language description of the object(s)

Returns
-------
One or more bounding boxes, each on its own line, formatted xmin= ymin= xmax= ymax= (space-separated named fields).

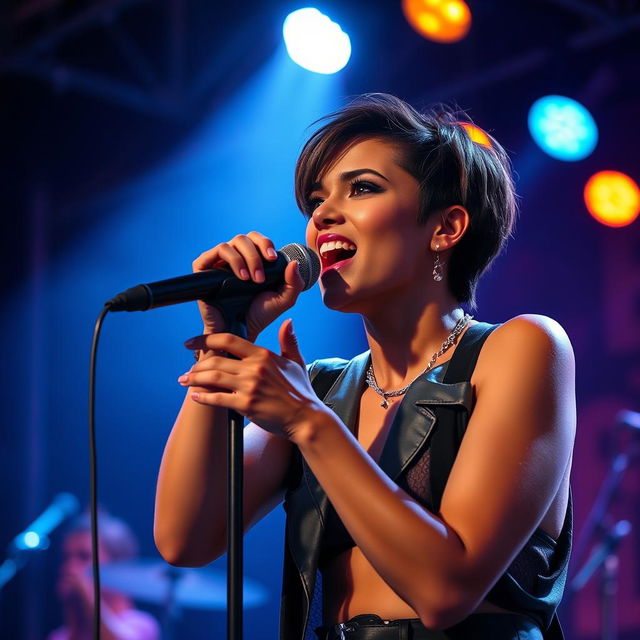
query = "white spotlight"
xmin=283 ymin=8 xmax=351 ymax=74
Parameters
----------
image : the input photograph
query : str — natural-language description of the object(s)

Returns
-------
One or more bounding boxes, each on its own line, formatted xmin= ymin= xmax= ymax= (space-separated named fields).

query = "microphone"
xmin=106 ymin=243 xmax=320 ymax=312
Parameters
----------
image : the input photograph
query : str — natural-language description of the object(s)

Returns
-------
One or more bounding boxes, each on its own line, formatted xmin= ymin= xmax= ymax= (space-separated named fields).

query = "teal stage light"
xmin=22 ymin=532 xmax=41 ymax=549
xmin=283 ymin=8 xmax=351 ymax=74
xmin=528 ymin=95 xmax=598 ymax=161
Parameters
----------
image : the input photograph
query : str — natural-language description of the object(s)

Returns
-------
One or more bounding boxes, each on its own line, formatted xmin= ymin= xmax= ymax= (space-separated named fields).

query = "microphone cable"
xmin=85 ymin=242 xmax=319 ymax=640
xmin=88 ymin=303 xmax=112 ymax=640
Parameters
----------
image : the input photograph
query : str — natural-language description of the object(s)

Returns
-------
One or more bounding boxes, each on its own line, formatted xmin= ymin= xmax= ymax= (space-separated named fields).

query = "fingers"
xmin=178 ymin=353 xmax=242 ymax=388
xmin=179 ymin=368 xmax=237 ymax=390
xmin=192 ymin=232 xmax=278 ymax=283
xmin=189 ymin=390 xmax=245 ymax=411
xmin=283 ymin=261 xmax=306 ymax=306
xmin=191 ymin=354 xmax=243 ymax=375
xmin=246 ymin=231 xmax=278 ymax=262
xmin=229 ymin=235 xmax=266 ymax=282
xmin=278 ymin=318 xmax=305 ymax=367
xmin=185 ymin=333 xmax=261 ymax=359
xmin=272 ymin=261 xmax=305 ymax=309
xmin=179 ymin=347 xmax=255 ymax=413
xmin=284 ymin=260 xmax=305 ymax=291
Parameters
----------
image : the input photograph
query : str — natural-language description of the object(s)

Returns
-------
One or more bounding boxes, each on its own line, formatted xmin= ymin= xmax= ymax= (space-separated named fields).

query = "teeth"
xmin=319 ymin=240 xmax=357 ymax=255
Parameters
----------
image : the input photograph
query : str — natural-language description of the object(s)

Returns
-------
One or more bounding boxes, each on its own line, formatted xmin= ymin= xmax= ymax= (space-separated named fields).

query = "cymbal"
xmin=95 ymin=559 xmax=268 ymax=610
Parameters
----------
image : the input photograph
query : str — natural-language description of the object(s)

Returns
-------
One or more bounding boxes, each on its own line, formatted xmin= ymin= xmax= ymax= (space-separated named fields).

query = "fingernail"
xmin=239 ymin=268 xmax=250 ymax=280
xmin=184 ymin=338 xmax=197 ymax=348
xmin=254 ymin=269 xmax=265 ymax=283
xmin=191 ymin=392 xmax=200 ymax=401
xmin=267 ymin=248 xmax=277 ymax=259
xmin=178 ymin=374 xmax=189 ymax=384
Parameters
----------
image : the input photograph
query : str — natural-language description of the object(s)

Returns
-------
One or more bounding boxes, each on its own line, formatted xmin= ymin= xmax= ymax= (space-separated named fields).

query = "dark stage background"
xmin=1 ymin=1 xmax=639 ymax=638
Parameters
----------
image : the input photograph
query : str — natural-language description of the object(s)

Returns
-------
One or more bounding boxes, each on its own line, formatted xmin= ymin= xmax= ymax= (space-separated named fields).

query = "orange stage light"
xmin=402 ymin=0 xmax=472 ymax=43
xmin=584 ymin=171 xmax=640 ymax=228
xmin=460 ymin=122 xmax=492 ymax=147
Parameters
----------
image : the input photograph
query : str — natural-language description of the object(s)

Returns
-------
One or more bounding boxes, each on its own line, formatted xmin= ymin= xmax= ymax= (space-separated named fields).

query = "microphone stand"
xmin=570 ymin=519 xmax=631 ymax=640
xmin=215 ymin=297 xmax=249 ymax=640
xmin=569 ymin=435 xmax=638 ymax=640
xmin=572 ymin=452 xmax=630 ymax=571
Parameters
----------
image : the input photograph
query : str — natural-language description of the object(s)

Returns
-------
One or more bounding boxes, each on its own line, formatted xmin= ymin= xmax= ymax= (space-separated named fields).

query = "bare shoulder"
xmin=469 ymin=313 xmax=576 ymax=455
xmin=488 ymin=313 xmax=573 ymax=352
xmin=475 ymin=314 xmax=575 ymax=385
xmin=440 ymin=314 xmax=576 ymax=596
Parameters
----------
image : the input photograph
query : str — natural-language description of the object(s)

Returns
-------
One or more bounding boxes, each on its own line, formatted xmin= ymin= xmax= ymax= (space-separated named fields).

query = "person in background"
xmin=48 ymin=511 xmax=159 ymax=640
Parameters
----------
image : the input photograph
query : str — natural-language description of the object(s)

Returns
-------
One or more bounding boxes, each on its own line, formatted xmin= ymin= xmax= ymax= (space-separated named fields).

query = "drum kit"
xmin=96 ymin=559 xmax=268 ymax=638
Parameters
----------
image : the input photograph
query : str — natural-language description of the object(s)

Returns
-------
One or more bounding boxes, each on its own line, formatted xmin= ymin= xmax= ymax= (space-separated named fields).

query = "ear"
xmin=430 ymin=205 xmax=470 ymax=252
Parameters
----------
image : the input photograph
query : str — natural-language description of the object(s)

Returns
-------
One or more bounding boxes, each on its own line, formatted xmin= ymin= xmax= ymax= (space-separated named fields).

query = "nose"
xmin=311 ymin=199 xmax=345 ymax=230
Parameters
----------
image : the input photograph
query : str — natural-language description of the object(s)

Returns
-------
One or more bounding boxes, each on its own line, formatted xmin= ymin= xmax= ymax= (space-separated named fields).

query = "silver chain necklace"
xmin=365 ymin=313 xmax=473 ymax=408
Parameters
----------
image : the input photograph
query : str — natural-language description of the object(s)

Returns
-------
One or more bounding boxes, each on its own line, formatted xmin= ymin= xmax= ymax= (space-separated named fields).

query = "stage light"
xmin=282 ymin=8 xmax=351 ymax=74
xmin=402 ymin=0 xmax=471 ymax=43
xmin=23 ymin=532 xmax=40 ymax=549
xmin=13 ymin=531 xmax=41 ymax=550
xmin=584 ymin=171 xmax=640 ymax=228
xmin=460 ymin=122 xmax=492 ymax=147
xmin=528 ymin=95 xmax=598 ymax=161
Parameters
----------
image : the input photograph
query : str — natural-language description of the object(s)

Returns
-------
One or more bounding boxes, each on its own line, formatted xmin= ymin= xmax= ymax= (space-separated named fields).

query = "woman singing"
xmin=154 ymin=94 xmax=575 ymax=640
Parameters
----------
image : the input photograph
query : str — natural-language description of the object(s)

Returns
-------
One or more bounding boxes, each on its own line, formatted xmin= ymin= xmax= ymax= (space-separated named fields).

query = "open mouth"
xmin=319 ymin=238 xmax=357 ymax=272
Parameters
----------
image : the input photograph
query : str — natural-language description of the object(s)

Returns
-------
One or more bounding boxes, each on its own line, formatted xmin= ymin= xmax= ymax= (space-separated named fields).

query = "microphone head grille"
xmin=279 ymin=243 xmax=320 ymax=290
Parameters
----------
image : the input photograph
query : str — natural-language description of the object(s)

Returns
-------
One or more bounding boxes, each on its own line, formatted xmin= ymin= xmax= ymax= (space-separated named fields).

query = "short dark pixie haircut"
xmin=294 ymin=93 xmax=517 ymax=309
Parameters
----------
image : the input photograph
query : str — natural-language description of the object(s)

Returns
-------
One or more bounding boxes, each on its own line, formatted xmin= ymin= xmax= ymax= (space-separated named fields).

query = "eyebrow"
xmin=309 ymin=168 xmax=390 ymax=193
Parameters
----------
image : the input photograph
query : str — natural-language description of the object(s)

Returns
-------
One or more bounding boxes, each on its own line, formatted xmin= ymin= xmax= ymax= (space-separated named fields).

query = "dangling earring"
xmin=432 ymin=243 xmax=444 ymax=282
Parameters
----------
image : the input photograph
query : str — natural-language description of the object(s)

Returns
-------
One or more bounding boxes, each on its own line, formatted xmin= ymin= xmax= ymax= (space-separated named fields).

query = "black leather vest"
xmin=279 ymin=323 xmax=570 ymax=640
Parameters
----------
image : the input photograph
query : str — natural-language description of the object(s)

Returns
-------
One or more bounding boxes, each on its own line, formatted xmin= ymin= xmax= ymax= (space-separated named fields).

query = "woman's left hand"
xmin=179 ymin=318 xmax=325 ymax=438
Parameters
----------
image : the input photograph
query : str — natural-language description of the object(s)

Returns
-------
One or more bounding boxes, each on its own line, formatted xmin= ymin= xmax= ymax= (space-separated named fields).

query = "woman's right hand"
xmin=192 ymin=231 xmax=306 ymax=342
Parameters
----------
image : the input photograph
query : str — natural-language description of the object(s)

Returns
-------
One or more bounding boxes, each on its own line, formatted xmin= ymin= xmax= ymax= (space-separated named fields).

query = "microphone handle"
xmin=108 ymin=254 xmax=289 ymax=312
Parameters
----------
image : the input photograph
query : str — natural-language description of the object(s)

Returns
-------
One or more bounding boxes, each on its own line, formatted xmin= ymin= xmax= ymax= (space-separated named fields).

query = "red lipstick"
xmin=316 ymin=233 xmax=356 ymax=249
xmin=317 ymin=233 xmax=358 ymax=274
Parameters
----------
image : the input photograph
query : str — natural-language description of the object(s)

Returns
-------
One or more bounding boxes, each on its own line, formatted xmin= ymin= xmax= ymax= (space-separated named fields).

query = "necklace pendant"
xmin=380 ymin=398 xmax=389 ymax=409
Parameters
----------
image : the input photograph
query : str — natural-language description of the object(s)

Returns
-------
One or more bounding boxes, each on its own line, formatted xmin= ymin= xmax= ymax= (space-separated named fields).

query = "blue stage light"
xmin=528 ymin=95 xmax=598 ymax=161
xmin=23 ymin=532 xmax=41 ymax=549
xmin=283 ymin=8 xmax=351 ymax=74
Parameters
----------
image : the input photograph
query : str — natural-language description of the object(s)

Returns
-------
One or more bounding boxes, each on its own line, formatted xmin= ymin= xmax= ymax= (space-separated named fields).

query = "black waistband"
xmin=316 ymin=613 xmax=543 ymax=640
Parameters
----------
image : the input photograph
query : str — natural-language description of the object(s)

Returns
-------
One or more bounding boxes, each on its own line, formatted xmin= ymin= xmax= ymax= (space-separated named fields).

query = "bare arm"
xmin=154 ymin=387 xmax=292 ymax=566
xmin=154 ymin=232 xmax=304 ymax=566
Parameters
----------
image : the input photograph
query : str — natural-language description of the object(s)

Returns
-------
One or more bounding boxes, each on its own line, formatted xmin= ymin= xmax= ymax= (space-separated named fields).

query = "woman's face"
xmin=305 ymin=138 xmax=432 ymax=312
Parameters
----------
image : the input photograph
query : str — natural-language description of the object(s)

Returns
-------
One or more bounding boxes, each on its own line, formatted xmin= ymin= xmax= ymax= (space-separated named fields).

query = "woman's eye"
xmin=307 ymin=197 xmax=324 ymax=212
xmin=351 ymin=180 xmax=380 ymax=196
xmin=306 ymin=180 xmax=380 ymax=215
